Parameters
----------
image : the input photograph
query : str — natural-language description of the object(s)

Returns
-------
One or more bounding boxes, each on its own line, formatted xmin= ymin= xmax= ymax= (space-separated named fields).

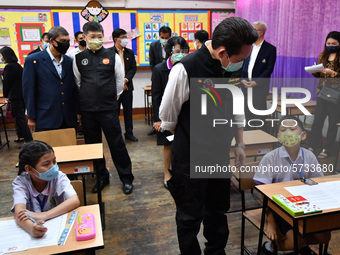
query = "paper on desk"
xmin=0 ymin=213 xmax=67 ymax=254
xmin=304 ymin=63 xmax=325 ymax=74
xmin=285 ymin=181 xmax=340 ymax=210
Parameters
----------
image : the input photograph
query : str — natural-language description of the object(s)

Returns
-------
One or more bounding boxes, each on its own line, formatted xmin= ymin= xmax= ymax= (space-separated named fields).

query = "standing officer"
xmin=73 ymin=21 xmax=134 ymax=195
xmin=110 ymin=28 xmax=138 ymax=142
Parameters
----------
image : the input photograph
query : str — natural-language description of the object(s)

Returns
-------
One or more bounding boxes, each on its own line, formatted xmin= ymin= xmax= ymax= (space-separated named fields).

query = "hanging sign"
xmin=81 ymin=1 xmax=109 ymax=23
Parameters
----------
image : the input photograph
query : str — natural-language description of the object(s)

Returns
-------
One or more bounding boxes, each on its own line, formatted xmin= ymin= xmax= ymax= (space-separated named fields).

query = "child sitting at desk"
xmin=12 ymin=141 xmax=80 ymax=238
xmin=253 ymin=116 xmax=331 ymax=255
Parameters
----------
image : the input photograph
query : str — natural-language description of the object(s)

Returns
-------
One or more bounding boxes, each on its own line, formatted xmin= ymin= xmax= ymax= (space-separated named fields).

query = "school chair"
xmin=70 ymin=180 xmax=85 ymax=206
xmin=32 ymin=128 xmax=77 ymax=146
xmin=239 ymin=161 xmax=267 ymax=255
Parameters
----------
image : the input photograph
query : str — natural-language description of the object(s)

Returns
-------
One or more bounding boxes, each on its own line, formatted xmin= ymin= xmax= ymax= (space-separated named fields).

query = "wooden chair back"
xmin=33 ymin=128 xmax=77 ymax=147
xmin=70 ymin=180 xmax=84 ymax=206
xmin=239 ymin=161 xmax=260 ymax=191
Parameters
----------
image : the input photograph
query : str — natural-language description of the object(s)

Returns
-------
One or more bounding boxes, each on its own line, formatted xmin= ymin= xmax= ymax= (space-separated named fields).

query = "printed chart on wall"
xmin=211 ymin=11 xmax=235 ymax=33
xmin=0 ymin=9 xmax=52 ymax=68
xmin=137 ymin=10 xmax=209 ymax=66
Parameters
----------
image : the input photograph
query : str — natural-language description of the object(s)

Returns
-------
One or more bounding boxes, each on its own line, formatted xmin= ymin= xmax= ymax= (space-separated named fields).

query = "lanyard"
xmin=285 ymin=149 xmax=305 ymax=181
xmin=36 ymin=195 xmax=47 ymax=212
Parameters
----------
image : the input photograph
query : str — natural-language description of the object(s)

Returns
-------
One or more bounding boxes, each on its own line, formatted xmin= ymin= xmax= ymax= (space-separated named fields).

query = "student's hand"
xmin=28 ymin=119 xmax=36 ymax=132
xmin=234 ymin=147 xmax=245 ymax=167
xmin=30 ymin=221 xmax=47 ymax=238
xmin=153 ymin=121 xmax=162 ymax=132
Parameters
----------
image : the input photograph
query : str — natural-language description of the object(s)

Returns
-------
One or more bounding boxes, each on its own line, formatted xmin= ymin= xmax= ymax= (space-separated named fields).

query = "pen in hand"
xmin=25 ymin=212 xmax=44 ymax=226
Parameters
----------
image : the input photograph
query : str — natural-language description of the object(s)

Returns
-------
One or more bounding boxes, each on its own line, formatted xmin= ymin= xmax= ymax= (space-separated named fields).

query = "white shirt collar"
xmin=46 ymin=46 xmax=63 ymax=64
xmin=253 ymin=39 xmax=264 ymax=48
xmin=279 ymin=146 xmax=303 ymax=162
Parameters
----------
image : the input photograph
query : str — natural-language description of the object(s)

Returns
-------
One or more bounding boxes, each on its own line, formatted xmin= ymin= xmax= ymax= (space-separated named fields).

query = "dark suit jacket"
xmin=151 ymin=61 xmax=170 ymax=122
xmin=110 ymin=46 xmax=137 ymax=91
xmin=241 ymin=40 xmax=276 ymax=95
xmin=28 ymin=46 xmax=42 ymax=56
xmin=149 ymin=40 xmax=163 ymax=72
xmin=22 ymin=49 xmax=78 ymax=130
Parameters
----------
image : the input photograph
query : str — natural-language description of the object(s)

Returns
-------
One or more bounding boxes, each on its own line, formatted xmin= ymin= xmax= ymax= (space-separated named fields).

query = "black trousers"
xmin=10 ymin=99 xmax=32 ymax=142
xmin=81 ymin=110 xmax=133 ymax=184
xmin=309 ymin=97 xmax=340 ymax=153
xmin=168 ymin=154 xmax=230 ymax=255
xmin=244 ymin=93 xmax=268 ymax=131
xmin=118 ymin=90 xmax=133 ymax=136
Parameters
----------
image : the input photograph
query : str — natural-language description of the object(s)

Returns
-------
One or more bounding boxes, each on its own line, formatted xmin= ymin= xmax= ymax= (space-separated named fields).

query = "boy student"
xmin=253 ymin=116 xmax=331 ymax=255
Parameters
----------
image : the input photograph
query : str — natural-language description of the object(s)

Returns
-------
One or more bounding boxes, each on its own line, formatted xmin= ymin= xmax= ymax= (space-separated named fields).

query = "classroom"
xmin=1 ymin=0 xmax=340 ymax=254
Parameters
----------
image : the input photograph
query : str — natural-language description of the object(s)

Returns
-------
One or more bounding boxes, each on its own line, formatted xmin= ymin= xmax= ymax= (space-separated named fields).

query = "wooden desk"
xmin=0 ymin=102 xmax=10 ymax=150
xmin=54 ymin=143 xmax=106 ymax=229
xmin=2 ymin=204 xmax=104 ymax=255
xmin=275 ymin=100 xmax=317 ymax=116
xmin=230 ymin=130 xmax=278 ymax=159
xmin=256 ymin=175 xmax=340 ymax=254
xmin=142 ymin=86 xmax=153 ymax=125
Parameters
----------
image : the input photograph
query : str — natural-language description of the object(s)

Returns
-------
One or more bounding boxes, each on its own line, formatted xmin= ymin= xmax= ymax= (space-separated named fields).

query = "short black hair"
xmin=194 ymin=30 xmax=209 ymax=43
xmin=74 ymin=31 xmax=84 ymax=40
xmin=41 ymin=32 xmax=48 ymax=40
xmin=165 ymin=36 xmax=189 ymax=58
xmin=212 ymin=17 xmax=258 ymax=57
xmin=112 ymin=28 xmax=127 ymax=40
xmin=83 ymin=21 xmax=104 ymax=35
xmin=0 ymin=46 xmax=18 ymax=63
xmin=159 ymin=26 xmax=172 ymax=36
xmin=48 ymin=26 xmax=69 ymax=40
xmin=18 ymin=141 xmax=54 ymax=175
xmin=278 ymin=115 xmax=305 ymax=132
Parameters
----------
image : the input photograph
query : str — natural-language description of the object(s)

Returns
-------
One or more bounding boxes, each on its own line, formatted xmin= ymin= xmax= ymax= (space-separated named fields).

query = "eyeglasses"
xmin=172 ymin=48 xmax=189 ymax=54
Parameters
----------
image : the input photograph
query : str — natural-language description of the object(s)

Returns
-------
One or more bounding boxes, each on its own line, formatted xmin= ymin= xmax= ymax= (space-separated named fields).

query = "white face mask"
xmin=120 ymin=38 xmax=128 ymax=48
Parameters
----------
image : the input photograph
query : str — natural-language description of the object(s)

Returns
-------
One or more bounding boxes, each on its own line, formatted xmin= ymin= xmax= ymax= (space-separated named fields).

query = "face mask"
xmin=172 ymin=53 xmax=185 ymax=63
xmin=43 ymin=42 xmax=50 ymax=49
xmin=88 ymin=38 xmax=103 ymax=51
xmin=278 ymin=131 xmax=303 ymax=147
xmin=32 ymin=163 xmax=59 ymax=181
xmin=79 ymin=40 xmax=87 ymax=47
xmin=160 ymin=39 xmax=168 ymax=47
xmin=53 ymin=40 xmax=70 ymax=54
xmin=221 ymin=54 xmax=244 ymax=72
xmin=120 ymin=38 xmax=128 ymax=48
xmin=326 ymin=45 xmax=339 ymax=53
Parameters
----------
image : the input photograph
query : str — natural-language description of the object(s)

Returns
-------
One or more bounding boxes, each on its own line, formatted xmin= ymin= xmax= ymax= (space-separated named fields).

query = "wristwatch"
xmin=235 ymin=143 xmax=246 ymax=149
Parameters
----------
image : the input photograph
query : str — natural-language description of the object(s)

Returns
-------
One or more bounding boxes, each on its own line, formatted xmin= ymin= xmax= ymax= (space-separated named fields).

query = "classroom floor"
xmin=0 ymin=119 xmax=339 ymax=255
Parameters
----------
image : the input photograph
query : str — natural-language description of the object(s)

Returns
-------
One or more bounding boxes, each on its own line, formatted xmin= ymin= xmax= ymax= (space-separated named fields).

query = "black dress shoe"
xmin=147 ymin=127 xmax=157 ymax=136
xmin=92 ymin=178 xmax=110 ymax=193
xmin=123 ymin=183 xmax=133 ymax=194
xmin=125 ymin=134 xmax=138 ymax=142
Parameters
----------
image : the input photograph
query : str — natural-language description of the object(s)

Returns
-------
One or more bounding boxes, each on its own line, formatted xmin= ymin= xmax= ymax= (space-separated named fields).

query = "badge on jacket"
xmin=82 ymin=59 xmax=88 ymax=65
xmin=262 ymin=59 xmax=267 ymax=63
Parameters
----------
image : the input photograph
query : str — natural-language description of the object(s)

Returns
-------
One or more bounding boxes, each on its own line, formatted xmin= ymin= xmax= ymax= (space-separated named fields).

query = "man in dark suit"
xmin=28 ymin=32 xmax=49 ymax=56
xmin=23 ymin=26 xmax=78 ymax=132
xmin=241 ymin=21 xmax=276 ymax=130
xmin=148 ymin=26 xmax=172 ymax=135
xmin=110 ymin=28 xmax=138 ymax=142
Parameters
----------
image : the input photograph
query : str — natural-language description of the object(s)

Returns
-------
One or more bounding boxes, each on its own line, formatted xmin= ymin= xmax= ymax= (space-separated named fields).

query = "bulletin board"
xmin=211 ymin=10 xmax=235 ymax=33
xmin=0 ymin=9 xmax=52 ymax=68
xmin=136 ymin=10 xmax=209 ymax=66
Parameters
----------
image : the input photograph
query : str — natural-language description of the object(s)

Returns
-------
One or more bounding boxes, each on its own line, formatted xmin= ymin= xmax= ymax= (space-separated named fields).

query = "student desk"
xmin=53 ymin=143 xmax=106 ymax=229
xmin=142 ymin=86 xmax=153 ymax=125
xmin=231 ymin=130 xmax=278 ymax=159
xmin=255 ymin=175 xmax=340 ymax=255
xmin=1 ymin=204 xmax=104 ymax=255
xmin=0 ymin=102 xmax=10 ymax=150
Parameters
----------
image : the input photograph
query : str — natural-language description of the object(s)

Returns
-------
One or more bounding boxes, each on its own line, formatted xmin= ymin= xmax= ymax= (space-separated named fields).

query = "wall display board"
xmin=211 ymin=10 xmax=235 ymax=33
xmin=136 ymin=10 xmax=209 ymax=66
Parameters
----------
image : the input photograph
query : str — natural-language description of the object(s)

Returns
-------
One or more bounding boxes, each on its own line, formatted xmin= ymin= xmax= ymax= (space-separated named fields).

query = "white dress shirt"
xmin=73 ymin=51 xmax=124 ymax=99
xmin=247 ymin=40 xmax=264 ymax=80
xmin=46 ymin=46 xmax=63 ymax=78
xmin=68 ymin=47 xmax=82 ymax=60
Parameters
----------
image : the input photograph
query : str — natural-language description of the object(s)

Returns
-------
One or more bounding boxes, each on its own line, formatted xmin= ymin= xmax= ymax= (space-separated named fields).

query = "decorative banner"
xmin=80 ymin=1 xmax=109 ymax=23
xmin=128 ymin=27 xmax=141 ymax=39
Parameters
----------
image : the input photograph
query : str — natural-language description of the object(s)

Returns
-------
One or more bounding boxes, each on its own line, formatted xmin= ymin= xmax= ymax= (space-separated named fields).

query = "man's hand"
xmin=243 ymin=80 xmax=257 ymax=88
xmin=77 ymin=114 xmax=82 ymax=126
xmin=123 ymin=84 xmax=128 ymax=91
xmin=28 ymin=119 xmax=36 ymax=132
xmin=153 ymin=121 xmax=161 ymax=132
xmin=234 ymin=147 xmax=246 ymax=168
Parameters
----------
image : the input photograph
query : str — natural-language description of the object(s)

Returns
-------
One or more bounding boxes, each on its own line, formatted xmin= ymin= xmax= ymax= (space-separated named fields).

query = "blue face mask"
xmin=33 ymin=163 xmax=59 ymax=181
xmin=326 ymin=45 xmax=339 ymax=53
xmin=43 ymin=42 xmax=50 ymax=49
xmin=221 ymin=54 xmax=244 ymax=72
xmin=172 ymin=53 xmax=185 ymax=63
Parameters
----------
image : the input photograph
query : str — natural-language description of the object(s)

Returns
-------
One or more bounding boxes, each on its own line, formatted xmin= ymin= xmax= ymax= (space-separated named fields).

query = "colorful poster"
xmin=144 ymin=22 xmax=169 ymax=62
xmin=211 ymin=11 xmax=235 ymax=33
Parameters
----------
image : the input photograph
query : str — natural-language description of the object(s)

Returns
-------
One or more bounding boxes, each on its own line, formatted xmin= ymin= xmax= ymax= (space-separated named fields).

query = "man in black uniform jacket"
xmin=110 ymin=28 xmax=138 ymax=142
xmin=73 ymin=21 xmax=134 ymax=195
